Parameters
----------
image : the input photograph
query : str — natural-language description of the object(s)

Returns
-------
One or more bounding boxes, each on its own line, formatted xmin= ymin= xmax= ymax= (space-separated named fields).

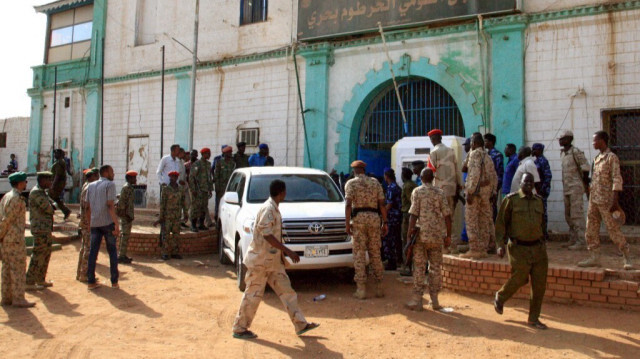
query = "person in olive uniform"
xmin=49 ymin=149 xmax=71 ymax=219
xmin=493 ymin=172 xmax=548 ymax=330
xmin=233 ymin=142 xmax=250 ymax=169
xmin=26 ymin=172 xmax=56 ymax=289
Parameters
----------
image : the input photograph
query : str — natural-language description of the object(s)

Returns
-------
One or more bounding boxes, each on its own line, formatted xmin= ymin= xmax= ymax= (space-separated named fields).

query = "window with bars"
xmin=240 ymin=0 xmax=268 ymax=25
xmin=238 ymin=128 xmax=260 ymax=147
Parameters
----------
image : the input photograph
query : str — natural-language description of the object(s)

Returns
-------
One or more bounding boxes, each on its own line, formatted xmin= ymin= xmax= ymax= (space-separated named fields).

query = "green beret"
xmin=8 ymin=171 xmax=27 ymax=184
xmin=37 ymin=171 xmax=54 ymax=179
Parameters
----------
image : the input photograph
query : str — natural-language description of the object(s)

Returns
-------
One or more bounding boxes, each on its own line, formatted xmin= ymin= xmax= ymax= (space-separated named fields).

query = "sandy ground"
xmin=1 ymin=238 xmax=639 ymax=359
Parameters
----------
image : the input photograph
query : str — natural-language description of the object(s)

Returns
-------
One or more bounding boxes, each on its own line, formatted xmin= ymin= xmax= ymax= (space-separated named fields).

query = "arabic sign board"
xmin=298 ymin=0 xmax=520 ymax=40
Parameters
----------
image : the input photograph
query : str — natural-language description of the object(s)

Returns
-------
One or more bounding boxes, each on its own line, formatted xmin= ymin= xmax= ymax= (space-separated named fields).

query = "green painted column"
xmin=300 ymin=44 xmax=332 ymax=170
xmin=26 ymin=91 xmax=44 ymax=173
xmin=83 ymin=83 xmax=101 ymax=168
xmin=174 ymin=72 xmax=191 ymax=149
xmin=486 ymin=22 xmax=526 ymax=152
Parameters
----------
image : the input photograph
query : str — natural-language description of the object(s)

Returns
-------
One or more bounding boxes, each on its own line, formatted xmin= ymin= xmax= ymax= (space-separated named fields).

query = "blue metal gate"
xmin=358 ymin=77 xmax=465 ymax=177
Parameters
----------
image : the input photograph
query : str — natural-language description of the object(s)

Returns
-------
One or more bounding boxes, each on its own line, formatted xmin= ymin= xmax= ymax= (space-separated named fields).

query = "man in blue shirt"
xmin=411 ymin=160 xmax=425 ymax=186
xmin=502 ymin=144 xmax=519 ymax=196
xmin=533 ymin=143 xmax=552 ymax=240
xmin=249 ymin=144 xmax=269 ymax=167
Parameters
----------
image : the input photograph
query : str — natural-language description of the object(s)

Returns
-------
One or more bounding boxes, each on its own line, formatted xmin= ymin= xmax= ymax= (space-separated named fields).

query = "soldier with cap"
xmin=494 ymin=172 xmax=549 ymax=330
xmin=558 ymin=129 xmax=590 ymax=250
xmin=345 ymin=160 xmax=389 ymax=299
xmin=405 ymin=168 xmax=452 ymax=311
xmin=578 ymin=131 xmax=633 ymax=270
xmin=155 ymin=171 xmax=187 ymax=260
xmin=25 ymin=171 xmax=56 ymax=290
xmin=234 ymin=142 xmax=250 ymax=169
xmin=77 ymin=168 xmax=99 ymax=282
xmin=189 ymin=148 xmax=213 ymax=232
xmin=0 ymin=172 xmax=36 ymax=307
xmin=117 ymin=171 xmax=137 ymax=264
xmin=461 ymin=133 xmax=498 ymax=259
xmin=249 ymin=143 xmax=270 ymax=167
xmin=49 ymin=148 xmax=71 ymax=219
xmin=214 ymin=146 xmax=236 ymax=222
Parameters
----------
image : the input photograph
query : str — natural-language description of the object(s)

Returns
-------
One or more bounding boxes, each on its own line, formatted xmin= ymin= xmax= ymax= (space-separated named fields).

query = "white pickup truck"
xmin=217 ymin=167 xmax=354 ymax=290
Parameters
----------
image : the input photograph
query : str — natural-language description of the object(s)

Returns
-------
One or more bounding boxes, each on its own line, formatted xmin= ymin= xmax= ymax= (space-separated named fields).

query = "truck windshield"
xmin=247 ymin=174 xmax=343 ymax=203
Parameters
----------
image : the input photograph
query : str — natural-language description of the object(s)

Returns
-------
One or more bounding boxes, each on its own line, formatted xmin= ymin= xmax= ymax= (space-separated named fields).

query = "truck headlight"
xmin=243 ymin=219 xmax=255 ymax=234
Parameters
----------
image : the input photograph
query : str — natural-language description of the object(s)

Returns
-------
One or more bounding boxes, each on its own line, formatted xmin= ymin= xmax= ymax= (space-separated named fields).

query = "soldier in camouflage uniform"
xmin=214 ymin=146 xmax=236 ymax=222
xmin=117 ymin=171 xmax=137 ymax=264
xmin=405 ymin=168 xmax=452 ymax=311
xmin=77 ymin=168 xmax=98 ymax=282
xmin=48 ymin=149 xmax=71 ymax=219
xmin=26 ymin=171 xmax=56 ymax=289
xmin=399 ymin=167 xmax=417 ymax=276
xmin=188 ymin=148 xmax=213 ymax=232
xmin=579 ymin=131 xmax=633 ymax=270
xmin=155 ymin=171 xmax=187 ymax=260
xmin=233 ymin=142 xmax=250 ymax=169
xmin=461 ymin=133 xmax=498 ymax=259
xmin=344 ymin=160 xmax=388 ymax=300
xmin=558 ymin=130 xmax=590 ymax=250
xmin=0 ymin=172 xmax=36 ymax=307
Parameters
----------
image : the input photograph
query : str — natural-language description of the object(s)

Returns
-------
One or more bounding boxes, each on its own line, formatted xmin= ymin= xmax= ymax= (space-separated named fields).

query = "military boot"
xmin=353 ymin=283 xmax=366 ymax=300
xmin=578 ymin=249 xmax=601 ymax=267
xmin=404 ymin=292 xmax=423 ymax=311
xmin=622 ymin=248 xmax=634 ymax=270
xmin=430 ymin=292 xmax=443 ymax=310
xmin=568 ymin=242 xmax=586 ymax=251
xmin=198 ymin=217 xmax=208 ymax=230
xmin=190 ymin=219 xmax=199 ymax=233
xmin=374 ymin=281 xmax=385 ymax=298
xmin=561 ymin=238 xmax=576 ymax=248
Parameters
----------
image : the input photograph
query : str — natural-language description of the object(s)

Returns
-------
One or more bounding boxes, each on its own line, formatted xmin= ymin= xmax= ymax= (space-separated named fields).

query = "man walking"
xmin=578 ymin=131 xmax=633 ymax=270
xmin=249 ymin=144 xmax=270 ymax=167
xmin=77 ymin=168 xmax=98 ymax=282
xmin=0 ymin=172 xmax=36 ymax=307
xmin=345 ymin=160 xmax=388 ymax=299
xmin=232 ymin=180 xmax=319 ymax=339
xmin=405 ymin=168 xmax=452 ymax=311
xmin=189 ymin=148 xmax=213 ymax=232
xmin=155 ymin=171 xmax=187 ymax=260
xmin=49 ymin=149 xmax=71 ymax=219
xmin=117 ymin=171 xmax=137 ymax=264
xmin=532 ymin=143 xmax=552 ymax=240
xmin=26 ymin=171 xmax=56 ymax=290
xmin=86 ymin=165 xmax=120 ymax=289
xmin=494 ymin=173 xmax=548 ymax=329
xmin=214 ymin=146 xmax=236 ymax=222
xmin=558 ymin=130 xmax=590 ymax=250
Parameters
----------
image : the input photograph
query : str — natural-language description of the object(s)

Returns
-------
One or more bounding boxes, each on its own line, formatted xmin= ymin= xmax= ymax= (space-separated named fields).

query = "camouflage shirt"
xmin=50 ymin=159 xmax=67 ymax=193
xmin=214 ymin=158 xmax=236 ymax=194
xmin=0 ymin=188 xmax=26 ymax=244
xmin=590 ymin=148 xmax=623 ymax=205
xmin=159 ymin=184 xmax=187 ymax=222
xmin=465 ymin=148 xmax=498 ymax=198
xmin=244 ymin=197 xmax=284 ymax=271
xmin=189 ymin=159 xmax=213 ymax=194
xmin=345 ymin=173 xmax=384 ymax=210
xmin=408 ymin=183 xmax=451 ymax=244
xmin=561 ymin=146 xmax=590 ymax=194
xmin=117 ymin=183 xmax=135 ymax=221
xmin=80 ymin=182 xmax=90 ymax=229
xmin=29 ymin=184 xmax=55 ymax=234
xmin=430 ymin=143 xmax=461 ymax=197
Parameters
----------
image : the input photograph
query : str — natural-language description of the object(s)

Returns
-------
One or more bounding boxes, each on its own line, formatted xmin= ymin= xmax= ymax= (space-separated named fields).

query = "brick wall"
xmin=443 ymin=256 xmax=640 ymax=311
xmin=122 ymin=229 xmax=218 ymax=256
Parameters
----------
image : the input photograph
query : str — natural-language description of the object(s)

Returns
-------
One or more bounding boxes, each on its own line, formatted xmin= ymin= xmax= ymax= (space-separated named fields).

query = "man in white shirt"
xmin=157 ymin=144 xmax=182 ymax=187
xmin=510 ymin=146 xmax=541 ymax=194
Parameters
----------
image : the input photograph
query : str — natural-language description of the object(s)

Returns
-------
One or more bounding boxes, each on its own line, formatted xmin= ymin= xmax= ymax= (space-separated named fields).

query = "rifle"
xmin=404 ymin=229 xmax=419 ymax=266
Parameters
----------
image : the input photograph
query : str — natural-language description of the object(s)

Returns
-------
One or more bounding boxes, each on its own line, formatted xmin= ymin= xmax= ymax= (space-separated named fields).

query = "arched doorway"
xmin=358 ymin=77 xmax=465 ymax=177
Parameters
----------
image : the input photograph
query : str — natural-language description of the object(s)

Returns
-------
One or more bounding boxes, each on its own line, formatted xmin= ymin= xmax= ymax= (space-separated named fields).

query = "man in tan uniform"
xmin=558 ymin=130 xmax=590 ymax=250
xmin=461 ymin=133 xmax=498 ymax=259
xmin=345 ymin=160 xmax=389 ymax=299
xmin=0 ymin=172 xmax=36 ymax=307
xmin=578 ymin=131 xmax=633 ymax=270
xmin=405 ymin=168 xmax=452 ymax=311
xmin=232 ymin=180 xmax=319 ymax=339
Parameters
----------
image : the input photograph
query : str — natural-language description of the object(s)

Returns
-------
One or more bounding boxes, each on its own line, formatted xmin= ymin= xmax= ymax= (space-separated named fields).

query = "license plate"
xmin=305 ymin=245 xmax=329 ymax=258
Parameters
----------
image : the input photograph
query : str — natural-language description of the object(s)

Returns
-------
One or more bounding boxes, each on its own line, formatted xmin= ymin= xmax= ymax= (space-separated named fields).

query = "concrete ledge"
xmin=120 ymin=229 xmax=218 ymax=256
xmin=442 ymin=255 xmax=640 ymax=311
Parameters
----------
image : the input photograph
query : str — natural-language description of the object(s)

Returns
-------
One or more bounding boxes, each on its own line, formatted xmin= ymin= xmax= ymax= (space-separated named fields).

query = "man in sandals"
xmin=232 ymin=179 xmax=319 ymax=339
xmin=494 ymin=172 xmax=549 ymax=330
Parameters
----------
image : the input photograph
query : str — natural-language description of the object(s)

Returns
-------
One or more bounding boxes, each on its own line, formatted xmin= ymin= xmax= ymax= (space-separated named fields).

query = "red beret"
xmin=427 ymin=129 xmax=443 ymax=137
xmin=350 ymin=160 xmax=366 ymax=168
xmin=222 ymin=146 xmax=233 ymax=153
xmin=200 ymin=147 xmax=211 ymax=154
xmin=168 ymin=171 xmax=180 ymax=177
xmin=83 ymin=169 xmax=91 ymax=174
xmin=126 ymin=171 xmax=138 ymax=176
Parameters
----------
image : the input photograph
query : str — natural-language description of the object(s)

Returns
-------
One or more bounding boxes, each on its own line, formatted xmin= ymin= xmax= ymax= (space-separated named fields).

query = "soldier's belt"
xmin=352 ymin=207 xmax=380 ymax=217
xmin=510 ymin=238 xmax=543 ymax=246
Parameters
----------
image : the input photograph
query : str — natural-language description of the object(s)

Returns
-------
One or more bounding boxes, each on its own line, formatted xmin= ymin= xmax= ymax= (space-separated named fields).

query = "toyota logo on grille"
xmin=308 ymin=222 xmax=324 ymax=234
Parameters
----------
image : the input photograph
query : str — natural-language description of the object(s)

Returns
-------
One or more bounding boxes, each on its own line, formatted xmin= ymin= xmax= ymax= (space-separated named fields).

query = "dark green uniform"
xmin=495 ymin=189 xmax=547 ymax=323
xmin=48 ymin=158 xmax=70 ymax=217
xmin=117 ymin=183 xmax=135 ymax=258
xmin=160 ymin=184 xmax=188 ymax=256
xmin=233 ymin=152 xmax=250 ymax=169
xmin=26 ymin=174 xmax=56 ymax=286
xmin=401 ymin=180 xmax=417 ymax=265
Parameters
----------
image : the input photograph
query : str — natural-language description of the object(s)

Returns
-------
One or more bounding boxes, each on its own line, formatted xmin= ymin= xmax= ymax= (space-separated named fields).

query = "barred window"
xmin=240 ymin=0 xmax=268 ymax=25
xmin=238 ymin=128 xmax=259 ymax=147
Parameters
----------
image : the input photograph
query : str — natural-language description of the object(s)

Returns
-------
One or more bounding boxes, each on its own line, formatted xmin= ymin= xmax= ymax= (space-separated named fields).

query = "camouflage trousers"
xmin=119 ymin=218 xmax=133 ymax=257
xmin=412 ymin=241 xmax=443 ymax=295
xmin=189 ymin=192 xmax=208 ymax=220
xmin=585 ymin=201 xmax=629 ymax=252
xmin=401 ymin=213 xmax=411 ymax=265
xmin=564 ymin=191 xmax=586 ymax=245
xmin=162 ymin=220 xmax=181 ymax=256
xmin=1 ymin=240 xmax=27 ymax=303
xmin=232 ymin=265 xmax=308 ymax=334
xmin=465 ymin=194 xmax=493 ymax=253
xmin=26 ymin=233 xmax=53 ymax=285
xmin=352 ymin=214 xmax=383 ymax=284
xmin=77 ymin=224 xmax=91 ymax=281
